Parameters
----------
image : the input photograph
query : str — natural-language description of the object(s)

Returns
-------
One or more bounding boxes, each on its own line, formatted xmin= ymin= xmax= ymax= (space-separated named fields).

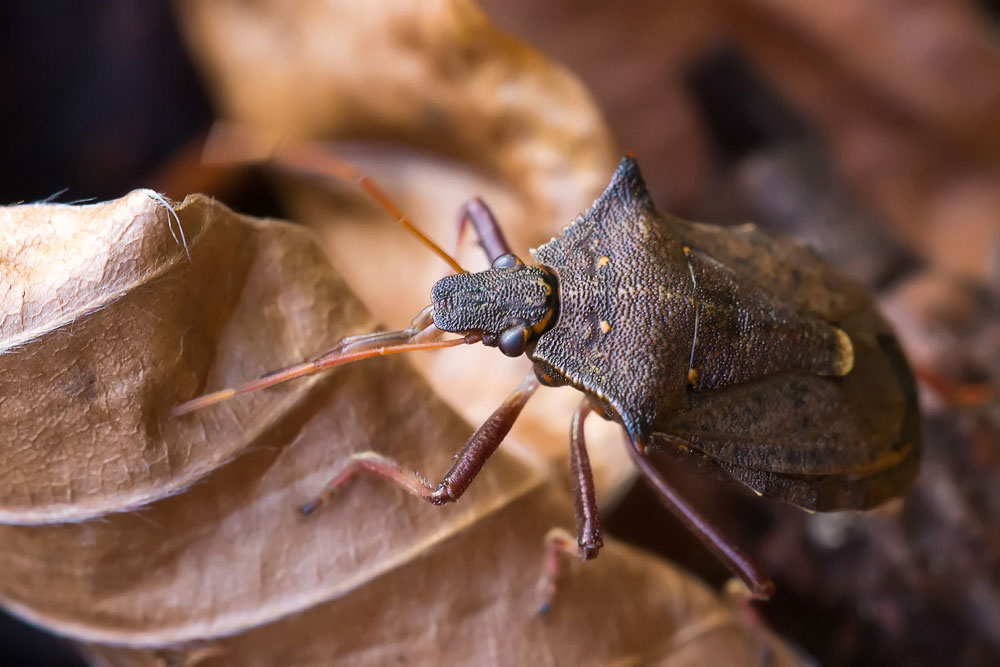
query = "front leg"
xmin=300 ymin=374 xmax=539 ymax=515
xmin=454 ymin=197 xmax=514 ymax=264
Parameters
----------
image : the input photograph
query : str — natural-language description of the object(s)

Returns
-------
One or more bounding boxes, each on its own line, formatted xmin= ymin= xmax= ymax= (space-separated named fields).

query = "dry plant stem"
xmin=626 ymin=437 xmax=775 ymax=600
xmin=300 ymin=373 xmax=541 ymax=514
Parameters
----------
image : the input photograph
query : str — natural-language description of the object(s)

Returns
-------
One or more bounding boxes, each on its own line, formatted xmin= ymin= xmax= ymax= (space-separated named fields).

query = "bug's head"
xmin=431 ymin=254 xmax=559 ymax=357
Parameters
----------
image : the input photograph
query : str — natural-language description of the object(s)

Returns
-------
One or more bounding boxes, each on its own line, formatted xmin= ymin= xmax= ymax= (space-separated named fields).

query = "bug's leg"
xmin=625 ymin=435 xmax=775 ymax=600
xmin=300 ymin=373 xmax=540 ymax=515
xmin=537 ymin=398 xmax=604 ymax=614
xmin=568 ymin=400 xmax=604 ymax=558
xmin=454 ymin=197 xmax=513 ymax=264
xmin=335 ymin=305 xmax=436 ymax=352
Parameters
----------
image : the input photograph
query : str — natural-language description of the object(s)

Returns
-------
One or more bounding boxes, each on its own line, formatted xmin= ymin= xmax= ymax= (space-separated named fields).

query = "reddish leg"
xmin=537 ymin=398 xmax=604 ymax=614
xmin=454 ymin=197 xmax=514 ymax=264
xmin=568 ymin=400 xmax=604 ymax=559
xmin=300 ymin=374 xmax=540 ymax=515
xmin=625 ymin=434 xmax=775 ymax=600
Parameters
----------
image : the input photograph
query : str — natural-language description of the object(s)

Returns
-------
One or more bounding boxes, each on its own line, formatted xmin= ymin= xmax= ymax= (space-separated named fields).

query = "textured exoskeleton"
xmin=178 ymin=155 xmax=921 ymax=601
xmin=509 ymin=157 xmax=920 ymax=512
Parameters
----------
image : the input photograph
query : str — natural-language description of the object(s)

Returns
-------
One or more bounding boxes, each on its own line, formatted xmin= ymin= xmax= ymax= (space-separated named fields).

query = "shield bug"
xmin=175 ymin=145 xmax=921 ymax=604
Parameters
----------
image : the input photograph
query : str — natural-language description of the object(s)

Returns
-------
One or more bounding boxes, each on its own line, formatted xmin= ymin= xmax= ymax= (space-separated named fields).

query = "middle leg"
xmin=537 ymin=398 xmax=605 ymax=613
xmin=567 ymin=399 xmax=603 ymax=558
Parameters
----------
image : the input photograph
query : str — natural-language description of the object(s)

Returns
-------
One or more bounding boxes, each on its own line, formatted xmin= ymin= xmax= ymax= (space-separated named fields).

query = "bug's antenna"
xmin=173 ymin=332 xmax=480 ymax=416
xmin=203 ymin=122 xmax=467 ymax=275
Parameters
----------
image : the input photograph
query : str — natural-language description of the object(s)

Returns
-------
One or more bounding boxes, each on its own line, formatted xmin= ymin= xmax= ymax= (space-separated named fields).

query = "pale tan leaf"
xmin=0 ymin=190 xmax=358 ymax=523
xmin=80 ymin=519 xmax=800 ymax=666
xmin=0 ymin=193 xmax=803 ymax=665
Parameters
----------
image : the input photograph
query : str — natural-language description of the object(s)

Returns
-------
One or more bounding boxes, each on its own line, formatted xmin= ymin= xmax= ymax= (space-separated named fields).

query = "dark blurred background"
xmin=2 ymin=1 xmax=998 ymax=665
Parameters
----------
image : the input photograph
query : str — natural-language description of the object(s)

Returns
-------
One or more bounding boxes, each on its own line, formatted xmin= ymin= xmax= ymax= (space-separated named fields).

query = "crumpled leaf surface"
xmin=0 ymin=189 xmax=334 ymax=524
xmin=0 ymin=193 xmax=802 ymax=665
xmin=174 ymin=0 xmax=637 ymax=505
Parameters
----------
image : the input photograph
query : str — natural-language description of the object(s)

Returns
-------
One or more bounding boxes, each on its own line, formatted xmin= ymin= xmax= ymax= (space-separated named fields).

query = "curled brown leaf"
xmin=1 ymin=193 xmax=802 ymax=665
xmin=0 ymin=190 xmax=348 ymax=523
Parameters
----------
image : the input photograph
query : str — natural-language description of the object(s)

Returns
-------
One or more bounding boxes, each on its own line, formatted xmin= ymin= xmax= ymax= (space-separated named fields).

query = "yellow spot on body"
xmin=688 ymin=368 xmax=700 ymax=385
xmin=598 ymin=256 xmax=610 ymax=267
xmin=599 ymin=320 xmax=611 ymax=334
xmin=833 ymin=327 xmax=854 ymax=376
xmin=683 ymin=246 xmax=691 ymax=255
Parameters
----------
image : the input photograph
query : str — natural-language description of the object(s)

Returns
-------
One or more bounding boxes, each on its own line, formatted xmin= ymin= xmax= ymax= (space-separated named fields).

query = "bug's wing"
xmin=650 ymin=217 xmax=921 ymax=511
xmin=652 ymin=324 xmax=921 ymax=512
xmin=673 ymin=218 xmax=868 ymax=324
xmin=710 ymin=447 xmax=920 ymax=513
xmin=681 ymin=245 xmax=855 ymax=391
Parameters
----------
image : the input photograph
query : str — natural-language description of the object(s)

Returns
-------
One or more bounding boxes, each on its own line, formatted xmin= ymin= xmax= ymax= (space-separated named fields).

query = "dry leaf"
xmin=722 ymin=0 xmax=1000 ymax=281
xmin=174 ymin=0 xmax=636 ymax=504
xmin=79 ymin=489 xmax=800 ymax=666
xmin=0 ymin=189 xmax=345 ymax=524
xmin=175 ymin=0 xmax=617 ymax=218
xmin=478 ymin=0 xmax=727 ymax=210
xmin=0 ymin=193 xmax=803 ymax=664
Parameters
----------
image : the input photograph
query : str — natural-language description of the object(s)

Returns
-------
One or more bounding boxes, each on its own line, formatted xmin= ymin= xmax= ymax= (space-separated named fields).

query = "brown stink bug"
xmin=175 ymin=147 xmax=921 ymax=604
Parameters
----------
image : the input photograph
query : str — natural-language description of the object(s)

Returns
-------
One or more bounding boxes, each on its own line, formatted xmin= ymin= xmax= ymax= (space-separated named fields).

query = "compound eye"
xmin=492 ymin=253 xmax=521 ymax=269
xmin=498 ymin=326 xmax=528 ymax=357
